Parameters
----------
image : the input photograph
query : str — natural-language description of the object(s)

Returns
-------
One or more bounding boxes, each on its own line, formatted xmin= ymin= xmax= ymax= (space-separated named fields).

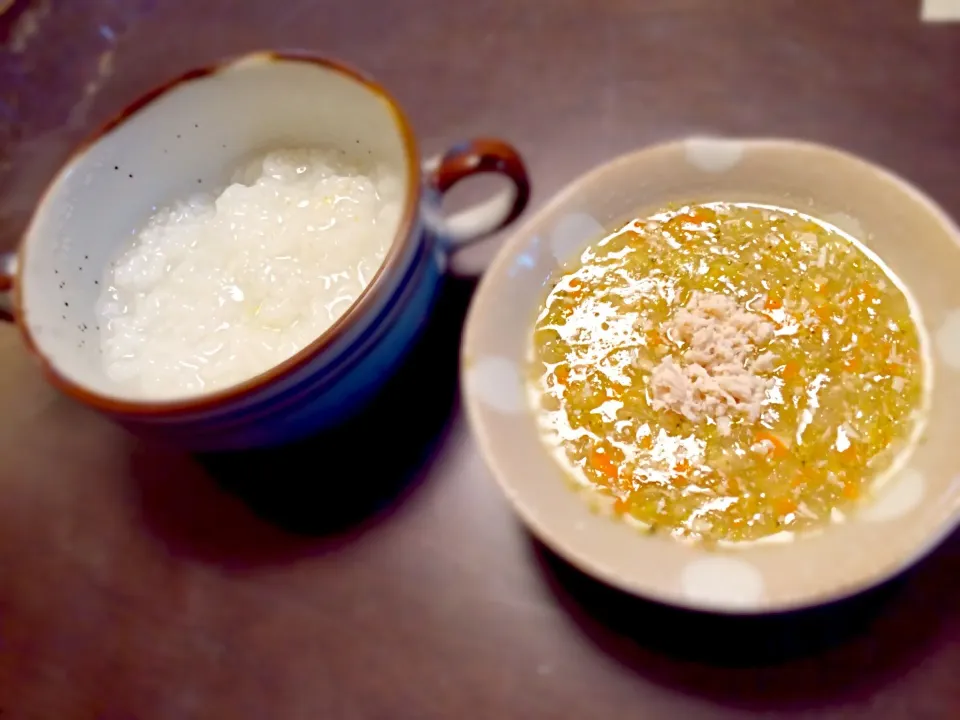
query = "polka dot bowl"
xmin=461 ymin=137 xmax=960 ymax=613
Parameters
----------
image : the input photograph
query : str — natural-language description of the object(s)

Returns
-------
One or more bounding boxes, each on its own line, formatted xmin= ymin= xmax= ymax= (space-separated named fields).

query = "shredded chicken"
xmin=751 ymin=439 xmax=775 ymax=455
xmin=649 ymin=292 xmax=776 ymax=433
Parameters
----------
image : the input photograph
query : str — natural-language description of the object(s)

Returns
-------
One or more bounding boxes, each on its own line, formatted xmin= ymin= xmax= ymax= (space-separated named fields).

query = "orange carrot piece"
xmin=774 ymin=497 xmax=797 ymax=517
xmin=782 ymin=361 xmax=800 ymax=380
xmin=765 ymin=295 xmax=783 ymax=311
xmin=755 ymin=430 xmax=790 ymax=458
xmin=686 ymin=207 xmax=716 ymax=225
xmin=671 ymin=473 xmax=691 ymax=489
xmin=590 ymin=450 xmax=617 ymax=478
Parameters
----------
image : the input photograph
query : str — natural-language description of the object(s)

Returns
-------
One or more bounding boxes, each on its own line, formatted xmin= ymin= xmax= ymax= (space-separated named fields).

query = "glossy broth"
xmin=530 ymin=202 xmax=926 ymax=544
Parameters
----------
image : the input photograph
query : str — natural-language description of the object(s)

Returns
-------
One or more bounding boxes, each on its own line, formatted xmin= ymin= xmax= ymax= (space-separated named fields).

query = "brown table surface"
xmin=2 ymin=1 xmax=959 ymax=718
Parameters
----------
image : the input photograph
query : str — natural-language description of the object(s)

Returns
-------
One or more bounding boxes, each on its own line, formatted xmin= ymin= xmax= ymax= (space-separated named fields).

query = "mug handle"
xmin=0 ymin=252 xmax=14 ymax=323
xmin=423 ymin=138 xmax=530 ymax=250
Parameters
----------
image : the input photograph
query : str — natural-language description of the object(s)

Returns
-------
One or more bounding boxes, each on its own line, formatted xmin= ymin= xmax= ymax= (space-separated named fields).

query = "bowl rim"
xmin=461 ymin=135 xmax=960 ymax=614
xmin=11 ymin=49 xmax=422 ymax=417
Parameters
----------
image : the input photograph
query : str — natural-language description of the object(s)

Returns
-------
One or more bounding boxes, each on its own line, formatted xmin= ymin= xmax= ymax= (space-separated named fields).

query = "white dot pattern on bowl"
xmin=948 ymin=475 xmax=960 ymax=506
xmin=464 ymin=356 xmax=526 ymax=414
xmin=861 ymin=468 xmax=926 ymax=522
xmin=2 ymin=253 xmax=17 ymax=278
xmin=550 ymin=213 xmax=604 ymax=265
xmin=934 ymin=309 xmax=960 ymax=370
xmin=683 ymin=137 xmax=745 ymax=173
xmin=508 ymin=235 xmax=543 ymax=277
xmin=680 ymin=556 xmax=764 ymax=610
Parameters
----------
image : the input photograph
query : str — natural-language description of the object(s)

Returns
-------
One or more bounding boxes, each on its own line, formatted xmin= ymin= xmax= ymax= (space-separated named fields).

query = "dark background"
xmin=1 ymin=1 xmax=958 ymax=718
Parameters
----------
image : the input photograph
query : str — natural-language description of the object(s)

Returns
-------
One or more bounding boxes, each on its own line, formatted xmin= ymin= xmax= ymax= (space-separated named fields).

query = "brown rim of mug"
xmin=8 ymin=50 xmax=423 ymax=417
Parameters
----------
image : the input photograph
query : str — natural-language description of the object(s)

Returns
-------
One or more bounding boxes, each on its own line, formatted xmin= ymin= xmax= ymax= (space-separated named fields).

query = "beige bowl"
xmin=461 ymin=137 xmax=960 ymax=614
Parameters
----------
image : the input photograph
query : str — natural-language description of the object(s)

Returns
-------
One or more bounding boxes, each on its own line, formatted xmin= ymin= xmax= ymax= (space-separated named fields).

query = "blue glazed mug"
xmin=0 ymin=51 xmax=530 ymax=451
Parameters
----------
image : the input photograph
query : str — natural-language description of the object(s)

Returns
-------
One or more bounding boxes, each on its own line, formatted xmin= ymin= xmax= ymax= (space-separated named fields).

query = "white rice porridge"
xmin=96 ymin=148 xmax=403 ymax=399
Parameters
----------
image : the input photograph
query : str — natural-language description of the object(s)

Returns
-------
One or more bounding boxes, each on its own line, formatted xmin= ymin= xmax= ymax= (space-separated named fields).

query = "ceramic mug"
xmin=0 ymin=51 xmax=530 ymax=451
